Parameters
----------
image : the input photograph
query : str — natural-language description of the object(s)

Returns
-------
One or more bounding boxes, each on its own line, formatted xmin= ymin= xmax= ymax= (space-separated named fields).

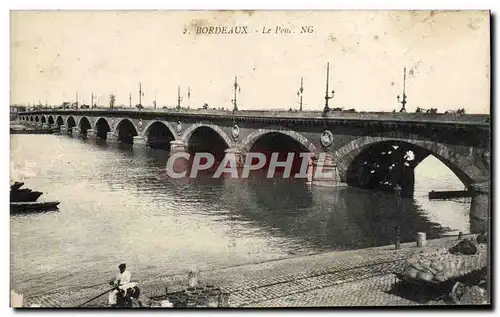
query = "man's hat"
xmin=118 ymin=263 xmax=126 ymax=270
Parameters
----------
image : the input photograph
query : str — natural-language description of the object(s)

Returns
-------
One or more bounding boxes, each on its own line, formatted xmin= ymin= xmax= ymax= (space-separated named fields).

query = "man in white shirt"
xmin=108 ymin=263 xmax=136 ymax=306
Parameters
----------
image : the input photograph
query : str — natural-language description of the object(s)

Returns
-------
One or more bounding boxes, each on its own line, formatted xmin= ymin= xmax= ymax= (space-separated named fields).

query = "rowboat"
xmin=11 ymin=188 xmax=43 ymax=202
xmin=10 ymin=201 xmax=60 ymax=214
xmin=10 ymin=181 xmax=25 ymax=191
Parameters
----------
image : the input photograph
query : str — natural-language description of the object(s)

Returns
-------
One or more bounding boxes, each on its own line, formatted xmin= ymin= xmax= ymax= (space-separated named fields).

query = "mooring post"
xmin=188 ymin=268 xmax=199 ymax=287
xmin=395 ymin=226 xmax=401 ymax=250
xmin=416 ymin=232 xmax=426 ymax=248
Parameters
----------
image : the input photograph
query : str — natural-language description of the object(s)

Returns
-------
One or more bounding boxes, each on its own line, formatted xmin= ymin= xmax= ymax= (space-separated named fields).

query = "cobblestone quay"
xmin=24 ymin=235 xmax=478 ymax=307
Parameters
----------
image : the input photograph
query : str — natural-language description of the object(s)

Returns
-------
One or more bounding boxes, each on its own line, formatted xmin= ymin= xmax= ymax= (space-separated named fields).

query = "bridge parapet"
xmin=19 ymin=108 xmax=490 ymax=126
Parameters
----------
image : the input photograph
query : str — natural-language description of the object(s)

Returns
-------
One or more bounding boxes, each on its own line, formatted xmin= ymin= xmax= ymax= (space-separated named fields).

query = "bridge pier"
xmin=106 ymin=132 xmax=119 ymax=143
xmin=469 ymin=182 xmax=490 ymax=234
xmin=86 ymin=129 xmax=97 ymax=141
xmin=59 ymin=125 xmax=68 ymax=134
xmin=133 ymin=136 xmax=148 ymax=148
xmin=42 ymin=123 xmax=49 ymax=130
xmin=170 ymin=140 xmax=186 ymax=154
xmin=71 ymin=126 xmax=81 ymax=137
xmin=309 ymin=154 xmax=347 ymax=187
xmin=225 ymin=148 xmax=244 ymax=167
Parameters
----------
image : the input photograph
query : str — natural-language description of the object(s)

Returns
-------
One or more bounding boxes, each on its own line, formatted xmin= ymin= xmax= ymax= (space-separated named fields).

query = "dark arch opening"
xmin=95 ymin=118 xmax=111 ymax=140
xmin=56 ymin=116 xmax=64 ymax=127
xmin=248 ymin=132 xmax=310 ymax=176
xmin=48 ymin=116 xmax=54 ymax=125
xmin=116 ymin=119 xmax=138 ymax=144
xmin=146 ymin=122 xmax=175 ymax=150
xmin=67 ymin=116 xmax=76 ymax=130
xmin=30 ymin=116 xmax=33 ymax=122
xmin=41 ymin=116 xmax=46 ymax=124
xmin=345 ymin=140 xmax=468 ymax=197
xmin=187 ymin=127 xmax=229 ymax=162
xmin=35 ymin=116 xmax=39 ymax=122
xmin=79 ymin=117 xmax=92 ymax=137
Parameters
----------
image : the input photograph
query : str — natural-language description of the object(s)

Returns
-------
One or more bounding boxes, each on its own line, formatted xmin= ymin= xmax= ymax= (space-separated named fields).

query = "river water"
xmin=10 ymin=134 xmax=471 ymax=296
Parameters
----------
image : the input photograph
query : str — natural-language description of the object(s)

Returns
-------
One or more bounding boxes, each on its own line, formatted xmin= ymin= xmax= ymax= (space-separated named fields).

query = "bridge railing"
xmin=19 ymin=107 xmax=490 ymax=124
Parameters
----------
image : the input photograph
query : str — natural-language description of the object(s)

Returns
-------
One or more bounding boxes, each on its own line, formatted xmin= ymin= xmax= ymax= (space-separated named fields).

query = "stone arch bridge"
xmin=19 ymin=109 xmax=490 ymax=228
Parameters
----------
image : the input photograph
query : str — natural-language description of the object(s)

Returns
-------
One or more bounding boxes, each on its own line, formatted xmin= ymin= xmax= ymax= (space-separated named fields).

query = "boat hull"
xmin=11 ymin=190 xmax=43 ymax=202
xmin=10 ymin=201 xmax=60 ymax=214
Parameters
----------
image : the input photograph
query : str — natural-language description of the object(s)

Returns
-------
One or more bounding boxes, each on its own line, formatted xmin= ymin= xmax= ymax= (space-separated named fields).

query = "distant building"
xmin=10 ymin=105 xmax=26 ymax=113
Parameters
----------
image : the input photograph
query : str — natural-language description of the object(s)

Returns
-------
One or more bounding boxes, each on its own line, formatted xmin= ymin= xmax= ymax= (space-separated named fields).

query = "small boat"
xmin=429 ymin=190 xmax=471 ymax=200
xmin=10 ymin=201 xmax=60 ymax=214
xmin=10 ymin=181 xmax=25 ymax=191
xmin=10 ymin=188 xmax=43 ymax=202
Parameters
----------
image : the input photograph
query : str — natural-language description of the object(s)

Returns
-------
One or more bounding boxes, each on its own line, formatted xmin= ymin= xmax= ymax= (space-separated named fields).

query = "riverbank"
xmin=10 ymin=121 xmax=52 ymax=134
xmin=22 ymin=234 xmax=482 ymax=307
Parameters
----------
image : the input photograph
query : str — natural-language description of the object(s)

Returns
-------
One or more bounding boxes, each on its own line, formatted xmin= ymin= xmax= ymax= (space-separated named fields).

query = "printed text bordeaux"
xmin=185 ymin=25 xmax=315 ymax=35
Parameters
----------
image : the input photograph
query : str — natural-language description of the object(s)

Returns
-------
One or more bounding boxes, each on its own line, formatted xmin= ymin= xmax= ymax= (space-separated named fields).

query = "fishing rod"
xmin=77 ymin=287 xmax=115 ymax=307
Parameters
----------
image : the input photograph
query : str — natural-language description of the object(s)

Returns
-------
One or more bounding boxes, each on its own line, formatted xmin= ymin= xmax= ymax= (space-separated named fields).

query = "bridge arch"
xmin=182 ymin=123 xmax=234 ymax=148
xmin=66 ymin=116 xmax=76 ymax=130
xmin=239 ymin=127 xmax=317 ymax=176
xmin=182 ymin=123 xmax=233 ymax=161
xmin=47 ymin=115 xmax=54 ymax=126
xmin=333 ymin=135 xmax=484 ymax=194
xmin=30 ymin=116 xmax=33 ymax=122
xmin=41 ymin=116 xmax=46 ymax=124
xmin=143 ymin=120 xmax=177 ymax=150
xmin=79 ymin=117 xmax=92 ymax=137
xmin=95 ymin=118 xmax=111 ymax=140
xmin=142 ymin=120 xmax=177 ymax=139
xmin=56 ymin=116 xmax=64 ymax=127
xmin=115 ymin=118 xmax=139 ymax=144
xmin=239 ymin=126 xmax=318 ymax=154
xmin=35 ymin=116 xmax=39 ymax=123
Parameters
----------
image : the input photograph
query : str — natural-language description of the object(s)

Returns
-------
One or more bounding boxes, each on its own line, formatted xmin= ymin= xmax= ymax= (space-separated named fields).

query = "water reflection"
xmin=130 ymin=148 xmax=454 ymax=251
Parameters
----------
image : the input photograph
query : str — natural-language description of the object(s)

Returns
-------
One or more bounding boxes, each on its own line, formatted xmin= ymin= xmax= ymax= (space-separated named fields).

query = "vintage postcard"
xmin=10 ymin=10 xmax=490 ymax=308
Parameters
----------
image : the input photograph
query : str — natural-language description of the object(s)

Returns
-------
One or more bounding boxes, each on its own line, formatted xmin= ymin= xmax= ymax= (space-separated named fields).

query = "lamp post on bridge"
xmin=397 ymin=67 xmax=408 ymax=113
xmin=231 ymin=76 xmax=240 ymax=112
xmin=176 ymin=86 xmax=183 ymax=111
xmin=297 ymin=77 xmax=304 ymax=112
xmin=323 ymin=62 xmax=335 ymax=117
xmin=136 ymin=82 xmax=144 ymax=109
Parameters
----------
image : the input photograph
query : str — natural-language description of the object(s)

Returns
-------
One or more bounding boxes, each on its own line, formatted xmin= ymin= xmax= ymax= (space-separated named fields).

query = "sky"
xmin=10 ymin=10 xmax=490 ymax=113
